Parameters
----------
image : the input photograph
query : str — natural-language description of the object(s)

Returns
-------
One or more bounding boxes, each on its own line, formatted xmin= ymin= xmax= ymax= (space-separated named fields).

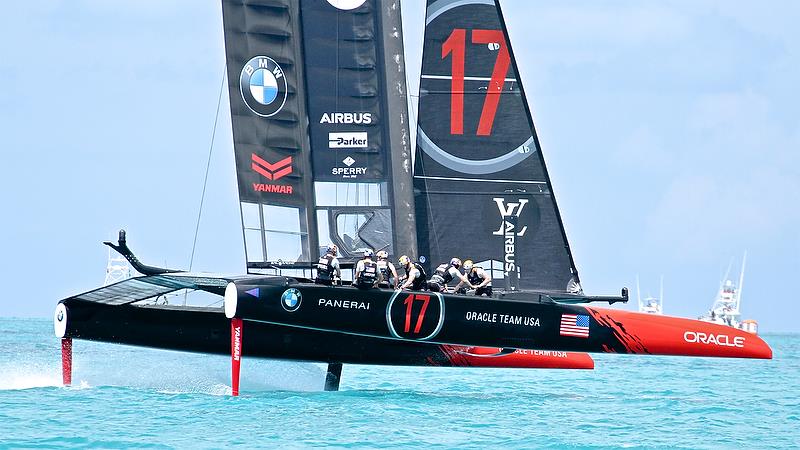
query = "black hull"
xmin=61 ymin=298 xmax=472 ymax=367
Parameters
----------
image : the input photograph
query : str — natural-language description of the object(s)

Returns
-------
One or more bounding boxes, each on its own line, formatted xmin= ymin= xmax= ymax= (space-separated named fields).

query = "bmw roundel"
xmin=240 ymin=56 xmax=288 ymax=117
xmin=281 ymin=288 xmax=302 ymax=312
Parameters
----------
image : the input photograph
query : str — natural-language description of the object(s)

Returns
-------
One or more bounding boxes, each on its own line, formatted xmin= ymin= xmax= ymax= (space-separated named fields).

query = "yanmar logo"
xmin=684 ymin=331 xmax=745 ymax=348
xmin=251 ymin=154 xmax=293 ymax=194
xmin=492 ymin=198 xmax=528 ymax=273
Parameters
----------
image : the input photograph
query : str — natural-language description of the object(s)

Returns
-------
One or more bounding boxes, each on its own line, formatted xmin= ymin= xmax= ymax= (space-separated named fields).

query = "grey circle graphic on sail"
xmin=239 ymin=56 xmax=288 ymax=117
xmin=281 ymin=288 xmax=302 ymax=312
xmin=417 ymin=0 xmax=537 ymax=175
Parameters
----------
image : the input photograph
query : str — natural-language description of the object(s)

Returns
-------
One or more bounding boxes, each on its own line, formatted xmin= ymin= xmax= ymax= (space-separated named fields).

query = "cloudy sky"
xmin=1 ymin=1 xmax=797 ymax=332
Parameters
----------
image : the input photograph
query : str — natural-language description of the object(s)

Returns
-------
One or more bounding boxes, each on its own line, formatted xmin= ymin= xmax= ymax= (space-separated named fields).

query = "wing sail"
xmin=413 ymin=0 xmax=579 ymax=292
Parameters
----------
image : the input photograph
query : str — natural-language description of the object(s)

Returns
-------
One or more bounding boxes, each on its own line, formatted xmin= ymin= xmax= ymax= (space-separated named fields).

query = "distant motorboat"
xmin=698 ymin=253 xmax=758 ymax=334
xmin=637 ymin=275 xmax=663 ymax=315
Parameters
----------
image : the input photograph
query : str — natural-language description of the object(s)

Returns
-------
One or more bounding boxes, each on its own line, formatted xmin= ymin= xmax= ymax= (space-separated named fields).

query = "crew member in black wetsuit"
xmin=354 ymin=249 xmax=380 ymax=289
xmin=398 ymin=255 xmax=428 ymax=291
xmin=461 ymin=259 xmax=493 ymax=296
xmin=428 ymin=258 xmax=471 ymax=293
xmin=376 ymin=250 xmax=398 ymax=289
xmin=314 ymin=244 xmax=341 ymax=286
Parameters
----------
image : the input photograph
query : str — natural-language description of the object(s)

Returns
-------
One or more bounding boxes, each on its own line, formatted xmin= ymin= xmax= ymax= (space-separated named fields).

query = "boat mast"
xmin=736 ymin=251 xmax=747 ymax=314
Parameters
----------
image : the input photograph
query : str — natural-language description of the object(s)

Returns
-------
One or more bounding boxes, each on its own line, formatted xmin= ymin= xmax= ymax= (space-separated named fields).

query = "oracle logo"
xmin=683 ymin=331 xmax=745 ymax=348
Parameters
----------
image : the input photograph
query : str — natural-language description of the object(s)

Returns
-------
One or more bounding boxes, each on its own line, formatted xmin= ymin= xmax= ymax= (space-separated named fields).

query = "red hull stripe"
xmin=441 ymin=345 xmax=594 ymax=369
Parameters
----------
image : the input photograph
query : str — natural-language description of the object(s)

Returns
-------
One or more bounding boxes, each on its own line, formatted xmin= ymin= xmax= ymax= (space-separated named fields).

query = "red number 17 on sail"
xmin=403 ymin=294 xmax=431 ymax=334
xmin=442 ymin=29 xmax=510 ymax=136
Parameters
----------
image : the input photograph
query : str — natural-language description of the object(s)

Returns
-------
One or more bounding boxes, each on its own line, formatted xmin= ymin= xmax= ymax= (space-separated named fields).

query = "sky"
xmin=0 ymin=1 xmax=798 ymax=332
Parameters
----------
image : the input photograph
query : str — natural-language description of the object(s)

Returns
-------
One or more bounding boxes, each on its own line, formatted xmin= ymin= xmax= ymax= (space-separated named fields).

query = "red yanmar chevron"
xmin=251 ymin=154 xmax=292 ymax=181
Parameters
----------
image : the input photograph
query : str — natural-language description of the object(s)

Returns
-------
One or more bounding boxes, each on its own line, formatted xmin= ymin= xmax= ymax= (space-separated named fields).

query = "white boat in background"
xmin=636 ymin=275 xmax=663 ymax=315
xmin=698 ymin=253 xmax=758 ymax=334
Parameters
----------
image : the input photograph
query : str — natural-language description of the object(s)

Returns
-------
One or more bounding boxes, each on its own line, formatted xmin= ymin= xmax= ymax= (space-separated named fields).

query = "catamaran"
xmin=698 ymin=253 xmax=758 ymax=334
xmin=54 ymin=0 xmax=771 ymax=395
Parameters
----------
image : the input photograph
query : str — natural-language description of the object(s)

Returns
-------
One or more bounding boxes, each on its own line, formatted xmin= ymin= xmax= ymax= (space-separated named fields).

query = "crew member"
xmin=354 ymin=249 xmax=381 ymax=289
xmin=462 ymin=259 xmax=492 ymax=296
xmin=398 ymin=255 xmax=428 ymax=291
xmin=376 ymin=250 xmax=398 ymax=289
xmin=315 ymin=244 xmax=341 ymax=286
xmin=428 ymin=258 xmax=471 ymax=293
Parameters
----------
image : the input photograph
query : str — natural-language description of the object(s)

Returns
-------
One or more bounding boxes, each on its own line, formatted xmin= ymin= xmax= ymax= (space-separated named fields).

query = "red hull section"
xmin=441 ymin=346 xmax=594 ymax=369
xmin=585 ymin=307 xmax=772 ymax=359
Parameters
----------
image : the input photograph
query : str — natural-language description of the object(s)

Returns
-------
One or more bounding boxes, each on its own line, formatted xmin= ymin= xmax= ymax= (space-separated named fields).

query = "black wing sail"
xmin=222 ymin=0 xmax=414 ymax=271
xmin=222 ymin=0 xmax=317 ymax=267
xmin=413 ymin=0 xmax=580 ymax=292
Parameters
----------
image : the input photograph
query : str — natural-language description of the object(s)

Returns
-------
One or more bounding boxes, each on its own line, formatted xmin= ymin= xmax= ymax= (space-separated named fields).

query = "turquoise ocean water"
xmin=1 ymin=318 xmax=798 ymax=449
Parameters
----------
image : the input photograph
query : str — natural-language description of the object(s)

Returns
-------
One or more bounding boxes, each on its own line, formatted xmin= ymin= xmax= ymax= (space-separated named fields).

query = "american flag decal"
xmin=560 ymin=314 xmax=590 ymax=338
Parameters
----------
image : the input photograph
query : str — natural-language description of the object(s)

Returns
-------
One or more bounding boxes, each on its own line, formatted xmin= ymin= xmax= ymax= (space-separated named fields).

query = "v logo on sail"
xmin=492 ymin=198 xmax=528 ymax=237
xmin=251 ymin=154 xmax=292 ymax=181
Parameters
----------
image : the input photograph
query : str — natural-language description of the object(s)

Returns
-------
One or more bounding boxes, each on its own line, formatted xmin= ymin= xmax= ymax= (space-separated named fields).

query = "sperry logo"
xmin=492 ymin=198 xmax=528 ymax=236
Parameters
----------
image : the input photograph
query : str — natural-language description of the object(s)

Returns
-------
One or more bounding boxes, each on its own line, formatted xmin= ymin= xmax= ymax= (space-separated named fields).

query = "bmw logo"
xmin=240 ymin=56 xmax=288 ymax=117
xmin=281 ymin=288 xmax=302 ymax=312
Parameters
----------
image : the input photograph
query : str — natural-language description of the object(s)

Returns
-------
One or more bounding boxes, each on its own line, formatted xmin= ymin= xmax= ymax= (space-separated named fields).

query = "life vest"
xmin=376 ymin=260 xmax=391 ymax=280
xmin=356 ymin=259 xmax=378 ymax=288
xmin=405 ymin=262 xmax=428 ymax=291
xmin=316 ymin=254 xmax=335 ymax=281
xmin=432 ymin=263 xmax=453 ymax=285
xmin=468 ymin=268 xmax=484 ymax=286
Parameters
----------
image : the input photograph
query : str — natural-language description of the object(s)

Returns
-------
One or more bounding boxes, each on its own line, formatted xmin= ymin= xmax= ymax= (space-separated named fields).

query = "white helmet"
xmin=364 ymin=249 xmax=374 ymax=258
xmin=376 ymin=250 xmax=388 ymax=259
xmin=326 ymin=244 xmax=338 ymax=256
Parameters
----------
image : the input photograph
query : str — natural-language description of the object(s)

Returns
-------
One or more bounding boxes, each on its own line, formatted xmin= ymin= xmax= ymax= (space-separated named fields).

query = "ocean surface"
xmin=0 ymin=318 xmax=797 ymax=449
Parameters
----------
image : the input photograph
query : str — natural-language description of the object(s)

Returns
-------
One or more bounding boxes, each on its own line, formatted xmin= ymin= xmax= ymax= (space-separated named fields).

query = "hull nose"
xmin=586 ymin=308 xmax=773 ymax=359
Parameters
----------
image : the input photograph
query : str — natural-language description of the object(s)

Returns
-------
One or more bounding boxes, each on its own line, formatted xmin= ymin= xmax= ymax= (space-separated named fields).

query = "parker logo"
xmin=239 ymin=56 xmax=288 ymax=117
xmin=251 ymin=154 xmax=293 ymax=194
xmin=329 ymin=132 xmax=368 ymax=149
xmin=320 ymin=112 xmax=373 ymax=125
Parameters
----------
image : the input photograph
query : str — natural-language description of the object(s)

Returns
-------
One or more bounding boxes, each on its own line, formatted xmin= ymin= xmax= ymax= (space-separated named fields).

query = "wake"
xmin=0 ymin=349 xmax=327 ymax=394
